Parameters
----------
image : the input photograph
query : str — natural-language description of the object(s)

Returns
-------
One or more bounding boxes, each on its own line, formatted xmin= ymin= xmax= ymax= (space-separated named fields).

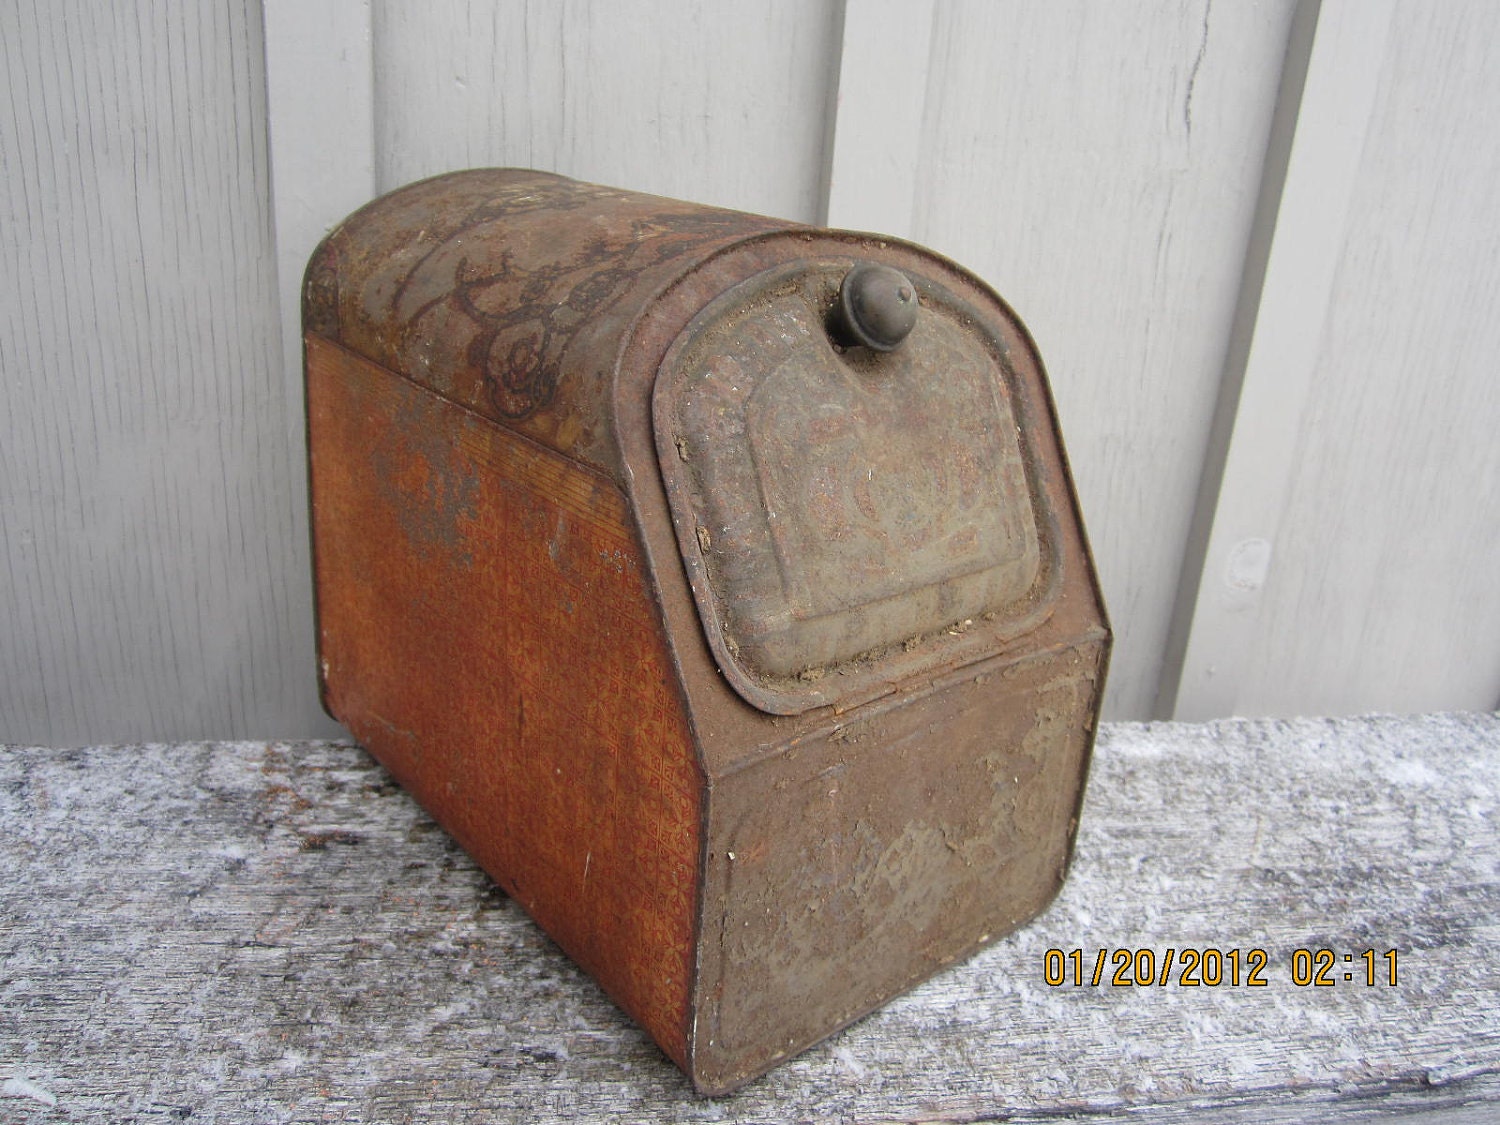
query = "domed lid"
xmin=653 ymin=258 xmax=1061 ymax=714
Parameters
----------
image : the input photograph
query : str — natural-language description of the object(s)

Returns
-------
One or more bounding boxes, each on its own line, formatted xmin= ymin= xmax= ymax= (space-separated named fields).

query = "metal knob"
xmin=832 ymin=263 xmax=918 ymax=352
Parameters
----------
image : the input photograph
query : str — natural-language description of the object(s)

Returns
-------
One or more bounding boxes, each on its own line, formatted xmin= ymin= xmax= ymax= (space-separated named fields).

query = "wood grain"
xmin=0 ymin=0 xmax=331 ymax=744
xmin=1165 ymin=0 xmax=1397 ymax=721
xmin=1236 ymin=0 xmax=1500 ymax=716
xmin=369 ymin=0 xmax=842 ymax=223
xmin=3 ymin=714 xmax=1497 ymax=1121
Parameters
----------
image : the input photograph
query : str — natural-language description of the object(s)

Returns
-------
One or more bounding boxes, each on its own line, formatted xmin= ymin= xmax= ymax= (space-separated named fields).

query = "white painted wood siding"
xmin=1162 ymin=0 xmax=1398 ymax=720
xmin=370 ymin=0 xmax=842 ymax=221
xmin=3 ymin=0 xmax=1498 ymax=743
xmin=0 ymin=0 xmax=330 ymax=743
xmin=1232 ymin=0 xmax=1500 ymax=716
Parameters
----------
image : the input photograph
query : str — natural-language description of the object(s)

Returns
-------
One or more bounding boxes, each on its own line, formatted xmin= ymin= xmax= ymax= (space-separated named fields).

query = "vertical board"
xmin=0 ymin=0 xmax=319 ymax=743
xmin=907 ymin=0 xmax=1297 ymax=717
xmin=261 ymin=0 xmax=375 ymax=743
xmin=263 ymin=0 xmax=376 ymax=455
xmin=369 ymin=0 xmax=842 ymax=223
xmin=1233 ymin=0 xmax=1500 ymax=716
xmin=1165 ymin=0 xmax=1397 ymax=720
xmin=824 ymin=0 xmax=935 ymax=236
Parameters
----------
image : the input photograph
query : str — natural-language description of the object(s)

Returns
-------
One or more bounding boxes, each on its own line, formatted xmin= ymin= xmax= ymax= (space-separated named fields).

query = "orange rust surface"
xmin=306 ymin=335 xmax=702 ymax=1066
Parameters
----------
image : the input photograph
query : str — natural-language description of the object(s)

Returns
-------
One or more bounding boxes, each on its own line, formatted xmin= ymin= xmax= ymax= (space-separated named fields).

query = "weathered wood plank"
xmin=3 ymin=714 xmax=1496 ymax=1121
xmin=369 ymin=0 xmax=842 ymax=223
xmin=1165 ymin=0 xmax=1397 ymax=721
xmin=1230 ymin=0 xmax=1500 ymax=717
xmin=0 ymin=0 xmax=325 ymax=745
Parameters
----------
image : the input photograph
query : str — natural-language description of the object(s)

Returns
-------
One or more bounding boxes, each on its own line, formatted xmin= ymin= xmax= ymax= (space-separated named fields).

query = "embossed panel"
xmin=654 ymin=261 xmax=1058 ymax=714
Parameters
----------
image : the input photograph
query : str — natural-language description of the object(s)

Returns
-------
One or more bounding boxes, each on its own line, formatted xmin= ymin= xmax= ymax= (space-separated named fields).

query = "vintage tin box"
xmin=304 ymin=169 xmax=1109 ymax=1093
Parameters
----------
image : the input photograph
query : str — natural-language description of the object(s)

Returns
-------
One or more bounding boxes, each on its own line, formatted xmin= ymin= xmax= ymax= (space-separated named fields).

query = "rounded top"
xmin=835 ymin=262 xmax=919 ymax=352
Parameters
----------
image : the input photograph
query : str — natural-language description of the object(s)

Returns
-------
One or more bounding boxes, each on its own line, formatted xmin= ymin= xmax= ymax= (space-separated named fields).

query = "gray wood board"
xmin=3 ymin=713 xmax=1497 ymax=1123
xmin=0 ymin=0 xmax=334 ymax=746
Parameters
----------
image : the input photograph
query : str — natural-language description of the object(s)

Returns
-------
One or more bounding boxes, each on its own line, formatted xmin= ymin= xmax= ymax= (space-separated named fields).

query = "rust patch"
xmin=368 ymin=421 xmax=480 ymax=566
xmin=307 ymin=336 xmax=702 ymax=1067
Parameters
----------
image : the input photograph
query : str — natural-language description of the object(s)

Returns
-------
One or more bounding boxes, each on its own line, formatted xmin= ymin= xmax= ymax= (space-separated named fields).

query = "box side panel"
xmin=693 ymin=637 xmax=1105 ymax=1092
xmin=306 ymin=335 xmax=702 ymax=1067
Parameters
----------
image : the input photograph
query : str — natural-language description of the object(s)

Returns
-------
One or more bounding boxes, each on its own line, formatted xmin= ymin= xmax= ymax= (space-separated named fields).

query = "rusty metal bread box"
xmin=304 ymin=169 xmax=1110 ymax=1093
